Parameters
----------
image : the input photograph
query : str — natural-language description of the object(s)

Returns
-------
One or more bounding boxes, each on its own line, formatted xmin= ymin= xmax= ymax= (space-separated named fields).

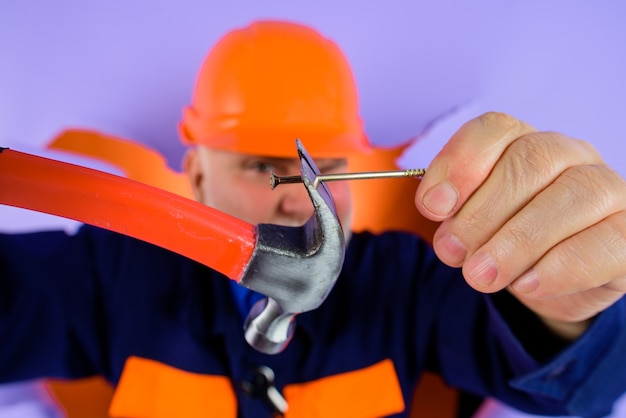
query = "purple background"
xmin=1 ymin=0 xmax=625 ymax=230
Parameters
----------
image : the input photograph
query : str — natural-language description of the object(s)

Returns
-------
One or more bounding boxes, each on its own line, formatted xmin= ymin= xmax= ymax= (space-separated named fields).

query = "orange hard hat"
xmin=179 ymin=20 xmax=372 ymax=158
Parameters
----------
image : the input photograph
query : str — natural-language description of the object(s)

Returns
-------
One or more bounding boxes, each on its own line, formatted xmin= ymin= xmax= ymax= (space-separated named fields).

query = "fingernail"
xmin=436 ymin=233 xmax=467 ymax=265
xmin=423 ymin=181 xmax=458 ymax=217
xmin=466 ymin=253 xmax=498 ymax=287
xmin=511 ymin=270 xmax=540 ymax=294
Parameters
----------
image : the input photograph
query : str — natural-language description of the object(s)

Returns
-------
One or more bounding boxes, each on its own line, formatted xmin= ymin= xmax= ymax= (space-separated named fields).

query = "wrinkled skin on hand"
xmin=415 ymin=112 xmax=626 ymax=339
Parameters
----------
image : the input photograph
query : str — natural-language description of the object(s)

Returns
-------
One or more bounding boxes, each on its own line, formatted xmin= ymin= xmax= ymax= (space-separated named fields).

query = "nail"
xmin=422 ymin=181 xmax=459 ymax=217
xmin=511 ymin=270 xmax=540 ymax=294
xmin=466 ymin=253 xmax=498 ymax=288
xmin=436 ymin=233 xmax=467 ymax=265
xmin=270 ymin=169 xmax=426 ymax=190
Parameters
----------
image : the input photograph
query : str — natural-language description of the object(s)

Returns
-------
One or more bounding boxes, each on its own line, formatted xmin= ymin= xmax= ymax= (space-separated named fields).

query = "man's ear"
xmin=183 ymin=148 xmax=204 ymax=202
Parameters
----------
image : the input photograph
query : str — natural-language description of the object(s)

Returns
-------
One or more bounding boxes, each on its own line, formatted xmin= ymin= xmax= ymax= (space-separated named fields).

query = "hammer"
xmin=0 ymin=140 xmax=345 ymax=355
xmin=240 ymin=139 xmax=345 ymax=353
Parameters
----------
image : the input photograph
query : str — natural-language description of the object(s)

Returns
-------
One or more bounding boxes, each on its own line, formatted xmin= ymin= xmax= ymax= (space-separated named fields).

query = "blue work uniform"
xmin=0 ymin=225 xmax=625 ymax=417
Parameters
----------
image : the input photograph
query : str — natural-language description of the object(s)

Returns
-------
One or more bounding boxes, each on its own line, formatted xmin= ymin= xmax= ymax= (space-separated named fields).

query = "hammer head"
xmin=240 ymin=139 xmax=346 ymax=354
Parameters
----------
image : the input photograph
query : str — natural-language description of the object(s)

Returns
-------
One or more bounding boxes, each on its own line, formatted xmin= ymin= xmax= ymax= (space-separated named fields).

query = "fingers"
xmin=415 ymin=111 xmax=626 ymax=300
xmin=416 ymin=112 xmax=537 ymax=220
xmin=447 ymin=137 xmax=608 ymax=283
xmin=512 ymin=210 xmax=626 ymax=300
xmin=507 ymin=224 xmax=626 ymax=329
xmin=468 ymin=164 xmax=626 ymax=296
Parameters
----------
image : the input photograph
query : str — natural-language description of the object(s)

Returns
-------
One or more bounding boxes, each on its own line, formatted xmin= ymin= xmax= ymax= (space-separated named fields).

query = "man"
xmin=1 ymin=20 xmax=626 ymax=418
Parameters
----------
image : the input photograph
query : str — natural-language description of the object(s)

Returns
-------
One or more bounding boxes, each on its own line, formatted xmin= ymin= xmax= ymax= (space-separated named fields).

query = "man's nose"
xmin=277 ymin=183 xmax=315 ymax=224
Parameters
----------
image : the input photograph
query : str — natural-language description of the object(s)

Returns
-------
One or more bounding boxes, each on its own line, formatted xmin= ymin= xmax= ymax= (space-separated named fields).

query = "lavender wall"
xmin=1 ymin=0 xmax=625 ymax=230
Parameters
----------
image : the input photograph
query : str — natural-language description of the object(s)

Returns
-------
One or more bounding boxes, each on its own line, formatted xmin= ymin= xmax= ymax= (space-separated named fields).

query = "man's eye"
xmin=249 ymin=161 xmax=275 ymax=173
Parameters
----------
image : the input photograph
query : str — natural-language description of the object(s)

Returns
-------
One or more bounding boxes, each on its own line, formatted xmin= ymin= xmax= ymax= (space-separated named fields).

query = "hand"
xmin=415 ymin=112 xmax=626 ymax=338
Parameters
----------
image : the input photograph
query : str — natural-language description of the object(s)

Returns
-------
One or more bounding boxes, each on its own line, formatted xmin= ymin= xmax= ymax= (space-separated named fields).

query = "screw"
xmin=269 ymin=168 xmax=427 ymax=190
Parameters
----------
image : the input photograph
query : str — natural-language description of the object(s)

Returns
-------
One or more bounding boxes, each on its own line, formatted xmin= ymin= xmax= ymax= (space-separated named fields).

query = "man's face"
xmin=184 ymin=146 xmax=353 ymax=230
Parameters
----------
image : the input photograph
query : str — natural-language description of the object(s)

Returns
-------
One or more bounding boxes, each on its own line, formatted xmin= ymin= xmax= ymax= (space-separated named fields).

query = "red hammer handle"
xmin=0 ymin=148 xmax=256 ymax=281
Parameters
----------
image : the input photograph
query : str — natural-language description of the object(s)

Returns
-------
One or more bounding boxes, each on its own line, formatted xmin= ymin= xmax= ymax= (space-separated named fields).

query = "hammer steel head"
xmin=240 ymin=139 xmax=346 ymax=354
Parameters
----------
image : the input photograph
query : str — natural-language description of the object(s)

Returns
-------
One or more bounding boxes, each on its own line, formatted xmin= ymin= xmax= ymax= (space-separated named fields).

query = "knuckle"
xmin=558 ymin=165 xmax=626 ymax=215
xmin=506 ymin=133 xmax=556 ymax=178
xmin=505 ymin=219 xmax=543 ymax=254
xmin=478 ymin=111 xmax=523 ymax=132
xmin=506 ymin=132 xmax=566 ymax=174
xmin=503 ymin=133 xmax=616 ymax=201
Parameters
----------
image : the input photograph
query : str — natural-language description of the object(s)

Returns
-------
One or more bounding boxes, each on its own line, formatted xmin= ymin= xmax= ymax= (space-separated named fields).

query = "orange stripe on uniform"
xmin=109 ymin=356 xmax=237 ymax=418
xmin=283 ymin=359 xmax=405 ymax=417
